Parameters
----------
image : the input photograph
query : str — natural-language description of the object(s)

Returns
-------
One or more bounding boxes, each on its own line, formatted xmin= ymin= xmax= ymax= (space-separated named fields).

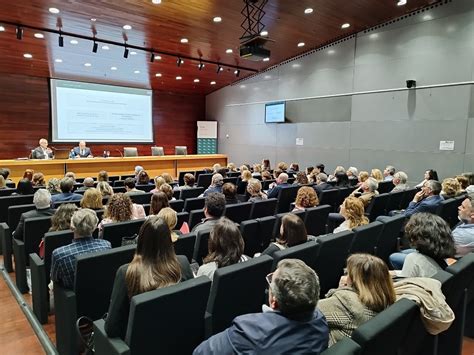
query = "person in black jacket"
xmin=104 ymin=216 xmax=193 ymax=339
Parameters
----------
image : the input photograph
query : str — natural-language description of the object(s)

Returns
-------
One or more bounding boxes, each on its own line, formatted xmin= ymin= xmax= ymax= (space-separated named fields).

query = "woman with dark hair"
xmin=197 ymin=217 xmax=249 ymax=280
xmin=390 ymin=213 xmax=456 ymax=277
xmin=97 ymin=170 xmax=109 ymax=182
xmin=14 ymin=178 xmax=35 ymax=195
xmin=262 ymin=159 xmax=271 ymax=171
xmin=32 ymin=172 xmax=46 ymax=187
xmin=319 ymin=254 xmax=396 ymax=345
xmin=137 ymin=170 xmax=151 ymax=185
xmin=23 ymin=169 xmax=34 ymax=181
xmin=294 ymin=171 xmax=309 ymax=185
xmin=149 ymin=191 xmax=170 ymax=215
xmin=334 ymin=172 xmax=350 ymax=188
xmin=261 ymin=213 xmax=309 ymax=258
xmin=104 ymin=216 xmax=193 ymax=339
xmin=49 ymin=204 xmax=78 ymax=232
xmin=415 ymin=169 xmax=439 ymax=188
xmin=222 ymin=183 xmax=240 ymax=205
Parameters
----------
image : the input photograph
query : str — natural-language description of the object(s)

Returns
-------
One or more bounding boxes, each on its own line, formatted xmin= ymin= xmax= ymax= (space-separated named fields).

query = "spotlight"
xmin=58 ymin=33 xmax=64 ymax=47
xmin=198 ymin=61 xmax=205 ymax=70
xmin=216 ymin=65 xmax=222 ymax=74
xmin=177 ymin=57 xmax=182 ymax=67
xmin=234 ymin=69 xmax=240 ymax=77
xmin=92 ymin=41 xmax=98 ymax=53
xmin=16 ymin=26 xmax=23 ymax=40
xmin=150 ymin=53 xmax=155 ymax=63
xmin=123 ymin=46 xmax=129 ymax=58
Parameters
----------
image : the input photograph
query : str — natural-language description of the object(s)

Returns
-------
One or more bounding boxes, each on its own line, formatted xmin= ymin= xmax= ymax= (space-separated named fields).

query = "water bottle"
xmin=69 ymin=149 xmax=75 ymax=159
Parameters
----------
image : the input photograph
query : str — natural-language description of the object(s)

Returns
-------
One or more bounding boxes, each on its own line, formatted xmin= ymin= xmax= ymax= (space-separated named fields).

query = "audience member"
xmin=0 ymin=175 xmax=6 ymax=189
xmin=47 ymin=178 xmax=61 ymax=195
xmin=261 ymin=170 xmax=272 ymax=181
xmin=32 ymin=138 xmax=53 ymax=159
xmin=0 ymin=168 xmax=12 ymax=183
xmin=383 ymin=165 xmax=396 ymax=181
xmin=137 ymin=170 xmax=151 ymax=185
xmin=318 ymin=254 xmax=395 ymax=346
xmin=350 ymin=177 xmax=378 ymax=208
xmin=97 ymin=170 xmax=109 ymax=182
xmin=462 ymin=172 xmax=474 ymax=195
xmin=97 ymin=181 xmax=114 ymax=198
xmin=315 ymin=163 xmax=327 ymax=176
xmin=77 ymin=177 xmax=95 ymax=191
xmin=456 ymin=175 xmax=469 ymax=192
xmin=23 ymin=169 xmax=34 ymax=181
xmin=237 ymin=170 xmax=252 ymax=194
xmin=197 ymin=217 xmax=249 ymax=280
xmin=288 ymin=163 xmax=299 ymax=174
xmin=356 ymin=171 xmax=369 ymax=187
xmin=390 ymin=213 xmax=455 ymax=277
xmin=452 ymin=197 xmax=474 ymax=257
xmin=161 ymin=173 xmax=174 ymax=185
xmin=262 ymin=214 xmax=309 ymax=258
xmin=329 ymin=166 xmax=345 ymax=182
xmin=212 ymin=163 xmax=222 ymax=173
xmin=160 ymin=183 xmax=175 ymax=201
xmin=267 ymin=173 xmax=290 ymax=199
xmin=133 ymin=165 xmax=143 ymax=180
xmin=252 ymin=164 xmax=262 ymax=177
xmin=149 ymin=192 xmax=170 ymax=215
xmin=333 ymin=197 xmax=369 ymax=233
xmin=13 ymin=189 xmax=55 ymax=240
xmin=227 ymin=162 xmax=237 ymax=172
xmin=124 ymin=177 xmax=146 ymax=196
xmin=247 ymin=178 xmax=267 ymax=202
xmin=346 ymin=167 xmax=359 ymax=181
xmin=80 ymin=188 xmax=103 ymax=210
xmin=157 ymin=207 xmax=180 ymax=242
xmin=403 ymin=180 xmax=443 ymax=217
xmin=194 ymin=259 xmax=329 ymax=354
xmin=314 ymin=173 xmax=332 ymax=197
xmin=334 ymin=172 xmax=350 ymax=188
xmin=65 ymin=172 xmax=76 ymax=183
xmin=99 ymin=193 xmax=135 ymax=233
xmin=14 ymin=178 xmax=35 ymax=195
xmin=261 ymin=159 xmax=271 ymax=171
xmin=151 ymin=176 xmax=166 ymax=193
xmin=293 ymin=186 xmax=319 ymax=211
xmin=415 ymin=169 xmax=439 ymax=188
xmin=392 ymin=172 xmax=409 ymax=192
xmin=51 ymin=209 xmax=111 ymax=289
xmin=49 ymin=203 xmax=78 ymax=232
xmin=192 ymin=193 xmax=226 ymax=234
xmin=203 ymin=173 xmax=224 ymax=197
xmin=370 ymin=168 xmax=383 ymax=182
xmin=181 ymin=173 xmax=195 ymax=189
xmin=51 ymin=178 xmax=82 ymax=204
xmin=222 ymin=183 xmax=239 ymax=204
xmin=277 ymin=162 xmax=288 ymax=171
xmin=294 ymin=171 xmax=309 ymax=185
xmin=32 ymin=172 xmax=45 ymax=187
xmin=441 ymin=177 xmax=462 ymax=199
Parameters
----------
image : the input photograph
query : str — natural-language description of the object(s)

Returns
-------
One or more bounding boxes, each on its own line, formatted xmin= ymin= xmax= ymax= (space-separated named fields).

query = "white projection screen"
xmin=50 ymin=79 xmax=153 ymax=143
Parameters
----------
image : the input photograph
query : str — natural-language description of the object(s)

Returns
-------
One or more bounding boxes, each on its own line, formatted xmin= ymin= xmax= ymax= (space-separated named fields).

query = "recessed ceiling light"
xmin=213 ymin=16 xmax=222 ymax=23
xmin=111 ymin=66 xmax=118 ymax=70
xmin=34 ymin=33 xmax=44 ymax=39
xmin=152 ymin=0 xmax=162 ymax=4
xmin=0 ymin=26 xmax=5 ymax=32
xmin=397 ymin=0 xmax=407 ymax=5
xmin=304 ymin=8 xmax=313 ymax=14
xmin=130 ymin=51 xmax=137 ymax=55
xmin=225 ymin=49 xmax=233 ymax=54
xmin=369 ymin=33 xmax=379 ymax=39
xmin=101 ymin=45 xmax=110 ymax=50
xmin=210 ymin=81 xmax=216 ymax=85
xmin=297 ymin=42 xmax=305 ymax=47
xmin=134 ymin=70 xmax=140 ymax=74
xmin=23 ymin=53 xmax=33 ymax=59
xmin=240 ymin=85 xmax=246 ymax=89
xmin=423 ymin=14 xmax=433 ymax=21
xmin=90 ymin=18 xmax=97 ymax=22
xmin=49 ymin=7 xmax=60 ymax=14
xmin=194 ymin=79 xmax=200 ymax=83
xmin=264 ymin=75 xmax=271 ymax=79
xmin=328 ymin=49 xmax=335 ymax=54
xmin=260 ymin=30 xmax=268 ymax=36
xmin=292 ymin=63 xmax=301 ymax=68
xmin=263 ymin=57 xmax=270 ymax=62
xmin=123 ymin=24 xmax=132 ymax=30
xmin=180 ymin=38 xmax=189 ymax=43
xmin=70 ymin=39 xmax=79 ymax=45
xmin=155 ymin=73 xmax=162 ymax=77
xmin=55 ymin=58 xmax=63 ymax=63
xmin=154 ymin=55 xmax=162 ymax=60
xmin=176 ymin=76 xmax=182 ymax=80
xmin=341 ymin=23 xmax=350 ymax=29
xmin=84 ymin=63 xmax=92 ymax=67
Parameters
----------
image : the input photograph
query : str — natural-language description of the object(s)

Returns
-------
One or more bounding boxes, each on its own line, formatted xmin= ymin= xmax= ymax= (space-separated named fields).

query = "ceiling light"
xmin=341 ymin=23 xmax=350 ymax=29
xmin=34 ymin=33 xmax=44 ymax=39
xmin=0 ymin=26 xmax=5 ymax=32
xmin=263 ymin=57 xmax=270 ymax=62
xmin=16 ymin=26 xmax=23 ymax=40
xmin=213 ymin=16 xmax=222 ymax=23
xmin=154 ymin=55 xmax=162 ymax=60
xmin=58 ymin=33 xmax=64 ymax=47
xmin=111 ymin=66 xmax=118 ymax=70
xmin=194 ymin=79 xmax=200 ymax=83
xmin=423 ymin=14 xmax=433 ymax=21
xmin=152 ymin=0 xmax=162 ymax=3
xmin=90 ymin=18 xmax=97 ymax=22
xmin=226 ymin=49 xmax=233 ymax=54
xmin=92 ymin=41 xmax=98 ymax=53
xmin=210 ymin=81 xmax=216 ymax=85
xmin=84 ymin=63 xmax=92 ymax=67
xmin=130 ymin=51 xmax=137 ymax=55
xmin=176 ymin=76 xmax=182 ymax=80
xmin=155 ymin=73 xmax=162 ymax=77
xmin=134 ymin=70 xmax=140 ymax=74
xmin=101 ymin=45 xmax=110 ymax=50
xmin=180 ymin=38 xmax=189 ymax=43
xmin=297 ymin=42 xmax=305 ymax=47
xmin=304 ymin=8 xmax=313 ymax=14
xmin=216 ymin=65 xmax=223 ymax=74
xmin=23 ymin=53 xmax=32 ymax=59
xmin=49 ymin=7 xmax=60 ymax=14
xmin=264 ymin=75 xmax=271 ymax=80
xmin=70 ymin=39 xmax=78 ymax=45
xmin=260 ymin=30 xmax=268 ymax=36
xmin=369 ymin=33 xmax=379 ymax=39
xmin=123 ymin=25 xmax=132 ymax=30
xmin=55 ymin=58 xmax=63 ymax=63
xmin=198 ymin=62 xmax=205 ymax=70
xmin=234 ymin=69 xmax=240 ymax=77
xmin=328 ymin=49 xmax=335 ymax=54
xmin=123 ymin=47 xmax=129 ymax=58
xmin=397 ymin=0 xmax=407 ymax=5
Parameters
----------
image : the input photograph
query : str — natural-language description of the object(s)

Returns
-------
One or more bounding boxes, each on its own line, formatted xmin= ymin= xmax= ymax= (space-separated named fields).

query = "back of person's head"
xmin=262 ymin=159 xmax=271 ymax=170
xmin=204 ymin=192 xmax=226 ymax=218
xmin=80 ymin=188 xmax=103 ymax=209
xmin=364 ymin=177 xmax=379 ymax=192
xmin=124 ymin=177 xmax=136 ymax=189
xmin=239 ymin=165 xmax=249 ymax=172
xmin=159 ymin=183 xmax=173 ymax=200
xmin=253 ymin=163 xmax=262 ymax=173
xmin=442 ymin=178 xmax=461 ymax=197
xmin=50 ymin=203 xmax=79 ymax=231
xmin=426 ymin=180 xmax=442 ymax=195
xmin=150 ymin=191 xmax=170 ymax=215
xmin=241 ymin=170 xmax=252 ymax=181
xmin=0 ymin=168 xmax=10 ymax=179
xmin=346 ymin=254 xmax=396 ymax=312
xmin=358 ymin=171 xmax=369 ymax=183
xmin=157 ymin=207 xmax=178 ymax=230
xmin=211 ymin=173 xmax=224 ymax=186
xmin=106 ymin=193 xmax=133 ymax=222
xmin=335 ymin=172 xmax=349 ymax=187
xmin=97 ymin=170 xmax=108 ymax=182
xmin=32 ymin=172 xmax=45 ymax=186
xmin=222 ymin=183 xmax=237 ymax=200
xmin=70 ymin=208 xmax=98 ymax=237
xmin=385 ymin=165 xmax=396 ymax=176
xmin=261 ymin=170 xmax=272 ymax=181
xmin=205 ymin=217 xmax=244 ymax=268
xmin=47 ymin=178 xmax=60 ymax=193
xmin=60 ymin=177 xmax=74 ymax=193
xmin=341 ymin=196 xmax=369 ymax=229
xmin=154 ymin=176 xmax=166 ymax=189
xmin=394 ymin=171 xmax=408 ymax=184
xmin=278 ymin=172 xmax=289 ymax=184
xmin=17 ymin=178 xmax=34 ymax=195
xmin=290 ymin=163 xmax=299 ymax=172
xmin=227 ymin=162 xmax=236 ymax=171
xmin=462 ymin=172 xmax=474 ymax=186
xmin=126 ymin=216 xmax=181 ymax=297
xmin=456 ymin=175 xmax=469 ymax=190
xmin=137 ymin=170 xmax=150 ymax=185
xmin=347 ymin=167 xmax=358 ymax=177
xmin=279 ymin=213 xmax=308 ymax=247
xmin=270 ymin=259 xmax=320 ymax=319
xmin=23 ymin=169 xmax=34 ymax=181
xmin=0 ymin=175 xmax=5 ymax=188
xmin=134 ymin=165 xmax=143 ymax=175
xmin=83 ymin=177 xmax=95 ymax=187
xmin=183 ymin=173 xmax=195 ymax=186
xmin=370 ymin=169 xmax=383 ymax=181
xmin=33 ymin=189 xmax=51 ymax=209
xmin=316 ymin=163 xmax=325 ymax=172
xmin=295 ymin=171 xmax=308 ymax=185
xmin=427 ymin=169 xmax=439 ymax=181
xmin=247 ymin=178 xmax=263 ymax=196
xmin=277 ymin=162 xmax=288 ymax=171
xmin=65 ymin=171 xmax=76 ymax=181
xmin=295 ymin=186 xmax=319 ymax=208
xmin=97 ymin=181 xmax=113 ymax=197
xmin=317 ymin=173 xmax=328 ymax=183
xmin=212 ymin=163 xmax=221 ymax=173
xmin=161 ymin=173 xmax=174 ymax=184
xmin=334 ymin=166 xmax=345 ymax=175
xmin=405 ymin=213 xmax=455 ymax=259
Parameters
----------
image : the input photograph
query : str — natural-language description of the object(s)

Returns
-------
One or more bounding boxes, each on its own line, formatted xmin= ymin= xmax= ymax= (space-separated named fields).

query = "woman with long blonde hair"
xmin=333 ymin=196 xmax=369 ymax=233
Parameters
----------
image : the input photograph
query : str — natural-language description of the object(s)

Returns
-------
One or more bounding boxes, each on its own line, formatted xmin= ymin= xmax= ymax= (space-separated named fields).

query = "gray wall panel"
xmin=286 ymin=96 xmax=352 ymax=123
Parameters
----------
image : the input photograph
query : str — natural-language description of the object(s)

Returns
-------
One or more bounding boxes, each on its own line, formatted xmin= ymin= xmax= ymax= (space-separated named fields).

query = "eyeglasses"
xmin=265 ymin=272 xmax=273 ymax=285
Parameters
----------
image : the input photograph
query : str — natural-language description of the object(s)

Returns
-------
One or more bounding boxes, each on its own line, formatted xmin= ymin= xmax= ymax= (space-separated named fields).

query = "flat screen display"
xmin=50 ymin=79 xmax=153 ymax=143
xmin=265 ymin=102 xmax=286 ymax=123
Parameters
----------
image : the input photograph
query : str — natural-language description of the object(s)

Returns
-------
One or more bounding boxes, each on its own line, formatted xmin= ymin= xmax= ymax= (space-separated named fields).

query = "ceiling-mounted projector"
xmin=240 ymin=36 xmax=271 ymax=61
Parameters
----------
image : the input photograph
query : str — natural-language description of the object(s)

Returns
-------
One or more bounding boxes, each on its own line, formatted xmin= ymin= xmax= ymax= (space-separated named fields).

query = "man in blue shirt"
xmin=404 ymin=180 xmax=443 ymax=217
xmin=51 ymin=209 xmax=111 ymax=289
xmin=193 ymin=259 xmax=329 ymax=354
xmin=452 ymin=197 xmax=474 ymax=257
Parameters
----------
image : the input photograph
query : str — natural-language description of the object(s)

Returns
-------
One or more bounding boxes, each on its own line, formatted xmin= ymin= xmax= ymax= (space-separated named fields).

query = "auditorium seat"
xmin=135 ymin=184 xmax=154 ymax=193
xmin=349 ymin=221 xmax=384 ymax=255
xmin=0 ymin=188 xmax=16 ymax=197
xmin=94 ymin=277 xmax=212 ymax=355
xmin=128 ymin=192 xmax=152 ymax=205
xmin=374 ymin=215 xmax=405 ymax=265
xmin=113 ymin=180 xmax=125 ymax=187
xmin=318 ymin=189 xmax=340 ymax=212
xmin=377 ymin=181 xmax=395 ymax=194
xmin=0 ymin=194 xmax=35 ymax=223
xmin=188 ymin=210 xmax=205 ymax=230
xmin=54 ymin=245 xmax=136 ymax=355
xmin=123 ymin=147 xmax=138 ymax=157
xmin=196 ymin=173 xmax=213 ymax=189
xmin=365 ymin=193 xmax=391 ymax=222
xmin=321 ymin=337 xmax=361 ymax=354
xmin=271 ymin=241 xmax=320 ymax=271
xmin=176 ymin=211 xmax=189 ymax=230
xmin=7 ymin=203 xmax=35 ymax=231
xmin=0 ymin=223 xmax=13 ymax=272
xmin=183 ymin=197 xmax=205 ymax=213
xmin=240 ymin=219 xmax=260 ymax=257
xmin=436 ymin=198 xmax=462 ymax=229
xmin=385 ymin=191 xmax=404 ymax=213
xmin=224 ymin=202 xmax=252 ymax=223
xmin=249 ymin=198 xmax=278 ymax=219
xmin=205 ymin=256 xmax=273 ymax=337
xmin=178 ymin=171 xmax=195 ymax=186
xmin=262 ymin=179 xmax=276 ymax=190
xmin=180 ymin=187 xmax=205 ymax=200
xmin=256 ymin=216 xmax=276 ymax=251
xmin=175 ymin=146 xmax=188 ymax=155
xmin=276 ymin=185 xmax=300 ymax=213
xmin=173 ymin=233 xmax=196 ymax=263
xmin=193 ymin=229 xmax=210 ymax=265
xmin=151 ymin=146 xmax=165 ymax=156
xmin=223 ymin=177 xmax=238 ymax=185
xmin=169 ymin=199 xmax=184 ymax=212
xmin=399 ymin=188 xmax=418 ymax=210
xmin=101 ymin=219 xmax=146 ymax=248
xmin=304 ymin=205 xmax=331 ymax=237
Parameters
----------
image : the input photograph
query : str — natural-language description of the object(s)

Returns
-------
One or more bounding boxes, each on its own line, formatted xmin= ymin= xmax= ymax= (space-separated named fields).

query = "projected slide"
xmin=51 ymin=79 xmax=153 ymax=142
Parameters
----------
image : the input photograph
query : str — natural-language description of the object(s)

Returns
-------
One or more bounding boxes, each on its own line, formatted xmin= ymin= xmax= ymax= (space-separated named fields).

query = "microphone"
xmin=49 ymin=146 xmax=57 ymax=150
xmin=115 ymin=149 xmax=124 ymax=158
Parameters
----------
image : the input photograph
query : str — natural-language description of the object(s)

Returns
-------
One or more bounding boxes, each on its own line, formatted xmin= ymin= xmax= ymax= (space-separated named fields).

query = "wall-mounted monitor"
xmin=265 ymin=101 xmax=286 ymax=123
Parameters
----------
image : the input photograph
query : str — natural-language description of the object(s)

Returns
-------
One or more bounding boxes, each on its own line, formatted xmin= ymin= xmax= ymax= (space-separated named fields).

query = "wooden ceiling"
xmin=0 ymin=0 xmax=438 ymax=95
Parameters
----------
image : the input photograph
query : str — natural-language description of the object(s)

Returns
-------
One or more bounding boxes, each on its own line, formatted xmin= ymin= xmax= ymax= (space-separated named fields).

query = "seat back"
xmin=256 ymin=216 xmax=276 ymax=250
xmin=321 ymin=337 xmax=361 ymax=354
xmin=43 ymin=230 xmax=74 ymax=280
xmin=196 ymin=174 xmax=213 ymax=189
xmin=189 ymin=210 xmax=205 ymax=230
xmin=178 ymin=171 xmax=195 ymax=186
xmin=377 ymin=181 xmax=395 ymax=194
xmin=206 ymin=256 xmax=273 ymax=335
xmin=175 ymin=146 xmax=188 ymax=155
xmin=314 ymin=231 xmax=354 ymax=297
xmin=135 ymin=184 xmax=154 ymax=193
xmin=276 ymin=185 xmax=300 ymax=213
xmin=400 ymin=188 xmax=418 ymax=209
xmin=169 ymin=199 xmax=184 ymax=213
xmin=0 ymin=188 xmax=16 ymax=197
xmin=173 ymin=233 xmax=196 ymax=263
xmin=385 ymin=191 xmax=404 ymax=213
xmin=436 ymin=198 xmax=461 ymax=228
xmin=271 ymin=241 xmax=320 ymax=271
xmin=250 ymin=198 xmax=277 ymax=219
xmin=366 ymin=193 xmax=390 ymax=222
xmin=224 ymin=202 xmax=252 ymax=223
xmin=113 ymin=180 xmax=125 ymax=187
xmin=193 ymin=229 xmax=211 ymax=265
xmin=129 ymin=192 xmax=152 ymax=205
xmin=7 ymin=203 xmax=35 ymax=230
xmin=374 ymin=215 xmax=405 ymax=265
xmin=240 ymin=219 xmax=261 ymax=256
xmin=123 ymin=147 xmax=138 ymax=157
xmin=262 ymin=179 xmax=275 ymax=190
xmin=126 ymin=277 xmax=211 ymax=355
xmin=0 ymin=194 xmax=35 ymax=223
xmin=151 ymin=146 xmax=164 ymax=156
xmin=223 ymin=177 xmax=238 ymax=185
xmin=179 ymin=187 xmax=205 ymax=200
xmin=183 ymin=197 xmax=206 ymax=212
xmin=335 ymin=187 xmax=354 ymax=208
xmin=350 ymin=221 xmax=384 ymax=255
xmin=352 ymin=298 xmax=419 ymax=355
xmin=318 ymin=189 xmax=340 ymax=212
xmin=23 ymin=216 xmax=52 ymax=260
xmin=176 ymin=212 xmax=189 ymax=229
xmin=75 ymin=245 xmax=136 ymax=320
xmin=102 ymin=219 xmax=146 ymax=248
xmin=304 ymin=205 xmax=331 ymax=236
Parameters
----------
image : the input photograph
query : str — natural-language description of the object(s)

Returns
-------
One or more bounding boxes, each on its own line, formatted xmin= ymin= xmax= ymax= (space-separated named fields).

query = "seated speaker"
xmin=175 ymin=146 xmax=187 ymax=155
xmin=123 ymin=147 xmax=138 ymax=157
xmin=151 ymin=146 xmax=165 ymax=156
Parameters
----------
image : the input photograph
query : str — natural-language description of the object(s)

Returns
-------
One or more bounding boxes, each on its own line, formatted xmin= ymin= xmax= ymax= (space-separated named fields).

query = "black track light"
xmin=123 ymin=46 xmax=129 ymax=58
xmin=92 ymin=40 xmax=98 ymax=53
xmin=16 ymin=26 xmax=23 ymax=40
xmin=216 ymin=65 xmax=222 ymax=74
xmin=177 ymin=57 xmax=182 ymax=67
xmin=150 ymin=53 xmax=155 ymax=63
xmin=198 ymin=61 xmax=204 ymax=71
xmin=234 ymin=69 xmax=240 ymax=77
xmin=58 ymin=33 xmax=64 ymax=47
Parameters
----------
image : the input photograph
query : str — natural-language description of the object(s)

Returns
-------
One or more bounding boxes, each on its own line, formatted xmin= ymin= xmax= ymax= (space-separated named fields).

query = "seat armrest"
xmin=12 ymin=238 xmax=28 ymax=293
xmin=54 ymin=283 xmax=78 ymax=355
xmin=204 ymin=311 xmax=213 ymax=339
xmin=30 ymin=253 xmax=48 ymax=324
xmin=94 ymin=319 xmax=130 ymax=355
xmin=1 ymin=223 xmax=13 ymax=272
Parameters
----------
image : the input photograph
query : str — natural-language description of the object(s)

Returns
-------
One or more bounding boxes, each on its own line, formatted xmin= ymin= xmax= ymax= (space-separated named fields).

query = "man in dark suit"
xmin=267 ymin=173 xmax=290 ymax=199
xmin=404 ymin=180 xmax=443 ymax=217
xmin=32 ymin=138 xmax=54 ymax=159
xmin=13 ymin=189 xmax=55 ymax=241
xmin=313 ymin=173 xmax=333 ymax=197
xmin=51 ymin=177 xmax=83 ymax=204
xmin=71 ymin=141 xmax=93 ymax=158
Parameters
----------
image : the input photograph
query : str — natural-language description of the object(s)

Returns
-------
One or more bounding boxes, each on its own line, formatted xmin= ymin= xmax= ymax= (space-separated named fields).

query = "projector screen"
xmin=265 ymin=102 xmax=286 ymax=123
xmin=50 ymin=79 xmax=153 ymax=143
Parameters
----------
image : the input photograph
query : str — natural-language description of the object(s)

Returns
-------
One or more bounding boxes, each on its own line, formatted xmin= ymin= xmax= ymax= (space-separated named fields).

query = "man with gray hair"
xmin=202 ymin=173 xmax=224 ymax=197
xmin=193 ymin=259 xmax=329 ymax=354
xmin=314 ymin=173 xmax=333 ymax=197
xmin=404 ymin=180 xmax=443 ymax=217
xmin=392 ymin=172 xmax=409 ymax=192
xmin=77 ymin=177 xmax=95 ymax=191
xmin=267 ymin=172 xmax=290 ymax=199
xmin=351 ymin=177 xmax=379 ymax=208
xmin=383 ymin=165 xmax=396 ymax=181
xmin=51 ymin=209 xmax=111 ymax=289
xmin=13 ymin=189 xmax=55 ymax=241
